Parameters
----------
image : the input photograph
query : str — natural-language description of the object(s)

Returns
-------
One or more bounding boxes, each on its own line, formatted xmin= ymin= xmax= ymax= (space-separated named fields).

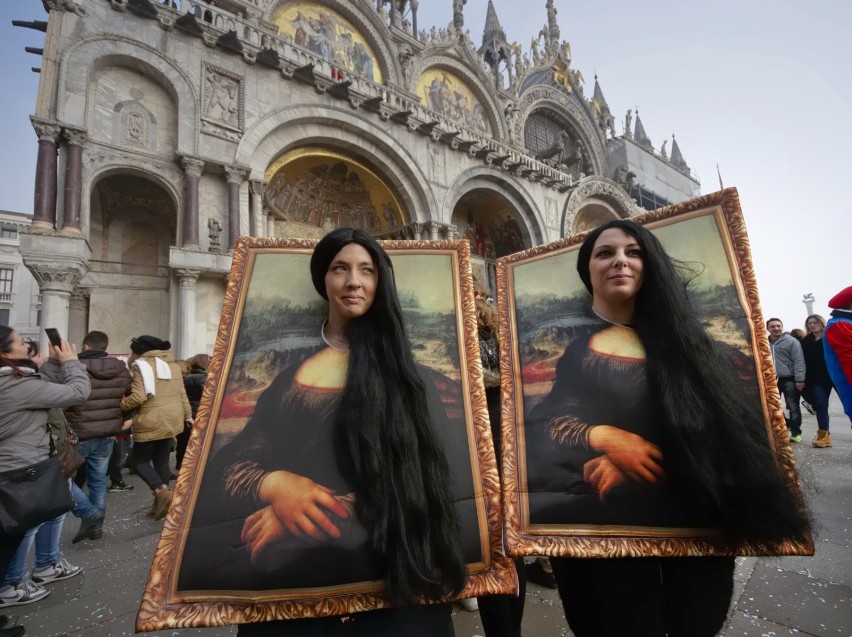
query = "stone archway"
xmin=562 ymin=176 xmax=639 ymax=236
xmin=85 ymin=173 xmax=175 ymax=351
xmin=450 ymin=188 xmax=529 ymax=292
xmin=263 ymin=146 xmax=407 ymax=239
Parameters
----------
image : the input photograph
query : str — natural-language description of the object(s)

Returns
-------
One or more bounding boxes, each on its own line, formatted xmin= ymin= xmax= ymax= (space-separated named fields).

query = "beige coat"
xmin=120 ymin=350 xmax=191 ymax=443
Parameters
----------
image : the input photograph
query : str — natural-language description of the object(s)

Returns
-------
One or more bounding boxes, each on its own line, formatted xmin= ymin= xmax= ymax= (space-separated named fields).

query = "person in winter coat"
xmin=767 ymin=318 xmax=806 ymax=442
xmin=64 ymin=331 xmax=132 ymax=543
xmin=176 ymin=353 xmax=208 ymax=472
xmin=0 ymin=326 xmax=90 ymax=636
xmin=120 ymin=336 xmax=192 ymax=520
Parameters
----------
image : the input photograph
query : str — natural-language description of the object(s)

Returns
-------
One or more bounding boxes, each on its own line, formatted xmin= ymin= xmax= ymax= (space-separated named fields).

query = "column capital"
xmin=69 ymin=287 xmax=91 ymax=311
xmin=224 ymin=165 xmax=249 ymax=184
xmin=249 ymin=180 xmax=266 ymax=196
xmin=30 ymin=117 xmax=61 ymax=142
xmin=180 ymin=155 xmax=205 ymax=177
xmin=175 ymin=268 xmax=202 ymax=288
xmin=25 ymin=260 xmax=87 ymax=293
xmin=62 ymin=127 xmax=88 ymax=147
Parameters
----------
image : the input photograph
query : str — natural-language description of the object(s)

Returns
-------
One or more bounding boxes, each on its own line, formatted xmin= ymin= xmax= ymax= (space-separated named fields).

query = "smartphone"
xmin=45 ymin=328 xmax=62 ymax=348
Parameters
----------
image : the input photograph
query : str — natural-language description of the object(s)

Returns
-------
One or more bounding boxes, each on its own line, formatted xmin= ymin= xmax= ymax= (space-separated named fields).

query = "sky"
xmin=1 ymin=0 xmax=849 ymax=329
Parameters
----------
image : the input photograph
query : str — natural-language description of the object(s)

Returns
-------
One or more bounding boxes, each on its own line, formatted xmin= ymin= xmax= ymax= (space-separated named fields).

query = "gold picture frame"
xmin=137 ymin=238 xmax=514 ymax=631
xmin=497 ymin=188 xmax=813 ymax=559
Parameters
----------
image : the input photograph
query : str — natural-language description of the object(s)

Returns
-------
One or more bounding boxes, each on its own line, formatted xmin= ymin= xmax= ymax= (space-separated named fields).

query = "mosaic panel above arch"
xmin=263 ymin=148 xmax=404 ymax=234
xmin=270 ymin=2 xmax=383 ymax=83
xmin=417 ymin=68 xmax=490 ymax=135
xmin=451 ymin=192 xmax=528 ymax=259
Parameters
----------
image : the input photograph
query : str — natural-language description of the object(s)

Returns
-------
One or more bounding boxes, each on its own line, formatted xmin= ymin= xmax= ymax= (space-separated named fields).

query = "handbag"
xmin=47 ymin=407 xmax=85 ymax=479
xmin=55 ymin=433 xmax=86 ymax=479
xmin=0 ymin=456 xmax=74 ymax=535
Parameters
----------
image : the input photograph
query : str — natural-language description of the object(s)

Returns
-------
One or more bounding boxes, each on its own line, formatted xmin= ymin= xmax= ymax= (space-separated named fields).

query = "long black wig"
xmin=576 ymin=219 xmax=810 ymax=543
xmin=309 ymin=228 xmax=466 ymax=606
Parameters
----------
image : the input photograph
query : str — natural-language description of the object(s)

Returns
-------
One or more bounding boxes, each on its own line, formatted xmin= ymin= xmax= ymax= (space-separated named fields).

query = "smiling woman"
xmin=181 ymin=229 xmax=473 ymax=636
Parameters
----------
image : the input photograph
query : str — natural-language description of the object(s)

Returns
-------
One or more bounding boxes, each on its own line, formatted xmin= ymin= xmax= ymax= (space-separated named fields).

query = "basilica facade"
xmin=18 ymin=0 xmax=699 ymax=357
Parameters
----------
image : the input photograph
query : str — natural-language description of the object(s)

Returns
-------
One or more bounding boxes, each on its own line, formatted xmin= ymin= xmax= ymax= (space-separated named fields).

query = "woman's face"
xmin=2 ymin=330 xmax=31 ymax=360
xmin=588 ymin=228 xmax=645 ymax=305
xmin=324 ymin=243 xmax=378 ymax=323
xmin=806 ymin=317 xmax=823 ymax=335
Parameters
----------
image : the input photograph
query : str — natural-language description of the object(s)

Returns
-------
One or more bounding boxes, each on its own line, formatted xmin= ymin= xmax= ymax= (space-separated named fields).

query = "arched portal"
xmin=451 ymin=189 xmax=530 ymax=292
xmin=263 ymin=146 xmax=407 ymax=239
xmin=87 ymin=173 xmax=175 ymax=351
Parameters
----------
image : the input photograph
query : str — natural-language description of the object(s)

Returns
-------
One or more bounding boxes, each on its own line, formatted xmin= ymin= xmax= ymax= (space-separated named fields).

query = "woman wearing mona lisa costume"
xmin=183 ymin=228 xmax=476 ymax=635
xmin=525 ymin=220 xmax=810 ymax=636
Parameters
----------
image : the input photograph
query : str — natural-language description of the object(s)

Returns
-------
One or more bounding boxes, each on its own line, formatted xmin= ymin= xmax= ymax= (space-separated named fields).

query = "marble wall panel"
xmin=88 ymin=286 xmax=170 ymax=355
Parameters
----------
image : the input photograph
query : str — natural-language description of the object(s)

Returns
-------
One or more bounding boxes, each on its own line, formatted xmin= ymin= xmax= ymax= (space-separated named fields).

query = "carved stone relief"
xmin=201 ymin=63 xmax=243 ymax=142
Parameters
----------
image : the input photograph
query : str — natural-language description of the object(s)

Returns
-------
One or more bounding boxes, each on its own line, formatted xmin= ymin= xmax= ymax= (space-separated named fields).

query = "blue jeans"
xmin=810 ymin=383 xmax=833 ymax=431
xmin=2 ymin=514 xmax=65 ymax=585
xmin=71 ymin=436 xmax=114 ymax=520
xmin=778 ymin=377 xmax=802 ymax=436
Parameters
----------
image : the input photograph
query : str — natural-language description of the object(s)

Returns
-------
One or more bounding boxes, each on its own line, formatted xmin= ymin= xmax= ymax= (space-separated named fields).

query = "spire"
xmin=546 ymin=0 xmax=560 ymax=45
xmin=670 ymin=134 xmax=688 ymax=170
xmin=591 ymin=74 xmax=608 ymax=109
xmin=479 ymin=0 xmax=511 ymax=90
xmin=633 ymin=110 xmax=652 ymax=149
xmin=481 ymin=0 xmax=507 ymax=49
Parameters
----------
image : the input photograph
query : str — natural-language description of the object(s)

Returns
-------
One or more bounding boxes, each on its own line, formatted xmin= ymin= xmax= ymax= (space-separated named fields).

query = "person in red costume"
xmin=823 ymin=286 xmax=852 ymax=425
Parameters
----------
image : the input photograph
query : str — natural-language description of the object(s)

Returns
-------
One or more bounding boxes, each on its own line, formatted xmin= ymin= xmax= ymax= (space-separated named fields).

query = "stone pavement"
xmin=5 ymin=396 xmax=850 ymax=636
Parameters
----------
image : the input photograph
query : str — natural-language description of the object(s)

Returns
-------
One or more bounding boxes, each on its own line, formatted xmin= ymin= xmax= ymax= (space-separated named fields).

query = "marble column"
xmin=411 ymin=222 xmax=424 ymax=240
xmin=427 ymin=220 xmax=440 ymax=240
xmin=180 ymin=156 xmax=205 ymax=249
xmin=61 ymin=128 xmax=87 ymax=235
xmin=175 ymin=268 xmax=201 ymax=360
xmin=67 ymin=287 xmax=90 ymax=346
xmin=26 ymin=262 xmax=86 ymax=353
xmin=266 ymin=208 xmax=276 ymax=238
xmin=249 ymin=180 xmax=266 ymax=238
xmin=224 ymin=166 xmax=247 ymax=251
xmin=30 ymin=118 xmax=61 ymax=233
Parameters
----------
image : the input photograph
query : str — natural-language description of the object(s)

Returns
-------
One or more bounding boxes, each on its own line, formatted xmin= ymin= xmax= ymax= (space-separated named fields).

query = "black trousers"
xmin=551 ymin=556 xmax=735 ymax=637
xmin=477 ymin=557 xmax=527 ymax=637
xmin=131 ymin=438 xmax=172 ymax=491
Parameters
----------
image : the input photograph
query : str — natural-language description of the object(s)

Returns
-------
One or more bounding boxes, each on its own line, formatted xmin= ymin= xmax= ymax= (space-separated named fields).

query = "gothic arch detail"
xmin=561 ymin=177 xmax=639 ymax=236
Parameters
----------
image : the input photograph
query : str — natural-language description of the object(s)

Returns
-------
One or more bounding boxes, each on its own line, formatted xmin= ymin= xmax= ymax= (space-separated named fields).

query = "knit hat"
xmin=130 ymin=335 xmax=171 ymax=355
xmin=828 ymin=286 xmax=852 ymax=309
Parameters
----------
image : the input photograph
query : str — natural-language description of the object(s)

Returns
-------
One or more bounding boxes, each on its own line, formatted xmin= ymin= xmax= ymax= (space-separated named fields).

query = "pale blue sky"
xmin=1 ymin=0 xmax=848 ymax=328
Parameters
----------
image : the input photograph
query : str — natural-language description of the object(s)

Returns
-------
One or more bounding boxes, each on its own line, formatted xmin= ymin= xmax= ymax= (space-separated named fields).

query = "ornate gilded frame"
xmin=137 ymin=238 xmax=514 ymax=631
xmin=497 ymin=188 xmax=813 ymax=559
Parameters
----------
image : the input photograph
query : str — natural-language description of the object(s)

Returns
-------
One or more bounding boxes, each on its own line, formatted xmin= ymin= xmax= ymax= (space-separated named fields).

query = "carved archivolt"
xmin=561 ymin=176 xmax=640 ymax=236
xmin=515 ymin=87 xmax=604 ymax=175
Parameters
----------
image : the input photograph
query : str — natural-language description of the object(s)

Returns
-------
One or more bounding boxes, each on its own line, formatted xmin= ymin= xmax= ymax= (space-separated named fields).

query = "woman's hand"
xmin=241 ymin=506 xmax=290 ymax=563
xmin=257 ymin=470 xmax=350 ymax=541
xmin=583 ymin=455 xmax=628 ymax=502
xmin=48 ymin=339 xmax=78 ymax=364
xmin=587 ymin=425 xmax=665 ymax=483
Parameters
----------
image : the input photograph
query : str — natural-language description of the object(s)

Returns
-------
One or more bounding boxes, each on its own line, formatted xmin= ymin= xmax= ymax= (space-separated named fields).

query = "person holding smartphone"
xmin=0 ymin=327 xmax=90 ymax=633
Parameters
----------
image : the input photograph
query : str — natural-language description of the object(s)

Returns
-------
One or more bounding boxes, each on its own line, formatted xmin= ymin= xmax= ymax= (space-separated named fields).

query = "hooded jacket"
xmin=770 ymin=332 xmax=805 ymax=381
xmin=120 ymin=349 xmax=191 ymax=443
xmin=65 ymin=350 xmax=132 ymax=439
xmin=0 ymin=359 xmax=91 ymax=471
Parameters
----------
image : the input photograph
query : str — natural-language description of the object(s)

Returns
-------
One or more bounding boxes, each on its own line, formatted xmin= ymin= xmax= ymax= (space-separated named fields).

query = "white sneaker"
xmin=32 ymin=557 xmax=83 ymax=584
xmin=0 ymin=580 xmax=50 ymax=607
xmin=460 ymin=597 xmax=479 ymax=612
